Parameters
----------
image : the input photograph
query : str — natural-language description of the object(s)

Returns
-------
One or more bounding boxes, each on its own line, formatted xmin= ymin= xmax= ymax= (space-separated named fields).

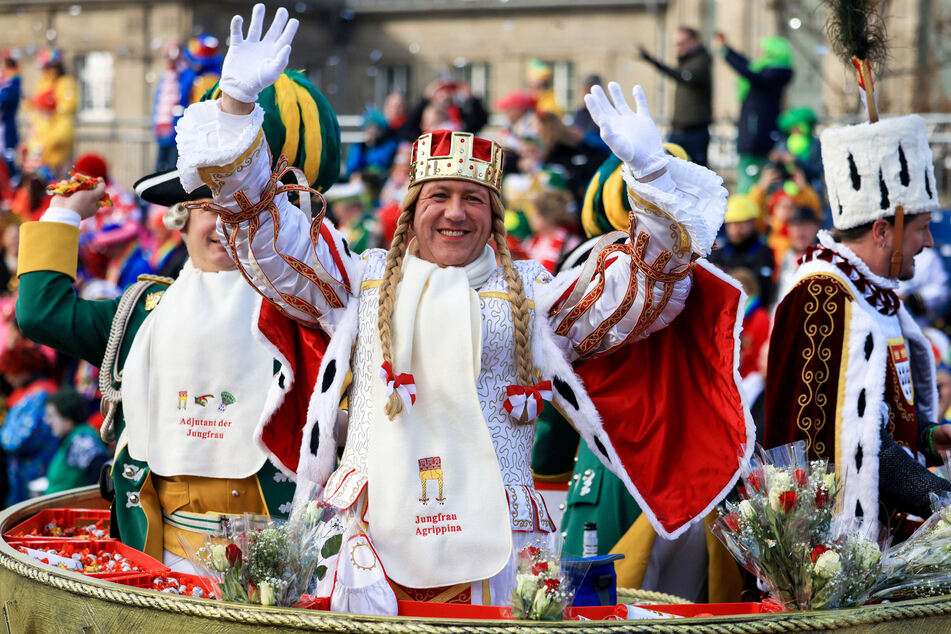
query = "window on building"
xmin=552 ymin=61 xmax=575 ymax=113
xmin=452 ymin=62 xmax=490 ymax=104
xmin=76 ymin=51 xmax=114 ymax=121
xmin=374 ymin=64 xmax=410 ymax=107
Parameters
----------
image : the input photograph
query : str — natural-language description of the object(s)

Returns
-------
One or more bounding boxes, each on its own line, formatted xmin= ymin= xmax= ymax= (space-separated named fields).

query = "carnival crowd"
xmin=0 ymin=25 xmax=949 ymax=531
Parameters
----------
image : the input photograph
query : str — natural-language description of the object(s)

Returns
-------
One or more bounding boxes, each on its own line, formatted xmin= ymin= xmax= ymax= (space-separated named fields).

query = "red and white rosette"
xmin=502 ymin=380 xmax=553 ymax=423
xmin=380 ymin=361 xmax=417 ymax=413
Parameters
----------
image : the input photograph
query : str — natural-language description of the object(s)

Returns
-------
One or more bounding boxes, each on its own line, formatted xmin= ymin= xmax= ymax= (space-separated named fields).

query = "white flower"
xmin=823 ymin=472 xmax=836 ymax=491
xmin=854 ymin=539 xmax=880 ymax=568
xmin=259 ymin=580 xmax=276 ymax=606
xmin=738 ymin=500 xmax=756 ymax=521
xmin=210 ymin=544 xmax=229 ymax=572
xmin=814 ymin=550 xmax=842 ymax=578
xmin=516 ymin=573 xmax=538 ymax=605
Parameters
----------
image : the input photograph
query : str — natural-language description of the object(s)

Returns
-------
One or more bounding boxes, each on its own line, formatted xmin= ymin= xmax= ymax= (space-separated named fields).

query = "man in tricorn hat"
xmin=176 ymin=4 xmax=753 ymax=612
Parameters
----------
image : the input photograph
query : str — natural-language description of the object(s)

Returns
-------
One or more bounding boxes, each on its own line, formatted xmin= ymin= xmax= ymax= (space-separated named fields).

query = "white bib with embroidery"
xmin=366 ymin=248 xmax=512 ymax=589
xmin=122 ymin=262 xmax=273 ymax=478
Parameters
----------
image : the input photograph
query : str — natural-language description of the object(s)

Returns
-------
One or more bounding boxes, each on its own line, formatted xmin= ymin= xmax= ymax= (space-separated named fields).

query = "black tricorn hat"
xmin=133 ymin=169 xmax=212 ymax=207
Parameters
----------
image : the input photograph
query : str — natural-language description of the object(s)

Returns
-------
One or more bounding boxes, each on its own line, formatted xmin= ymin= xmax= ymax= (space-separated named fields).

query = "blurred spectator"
xmin=526 ymin=58 xmax=563 ymax=116
xmin=0 ymin=216 xmax=19 ymax=294
xmin=0 ymin=340 xmax=58 ymax=505
xmin=325 ymin=180 xmax=376 ymax=253
xmin=26 ymin=48 xmax=77 ymax=173
xmin=152 ymin=42 xmax=184 ymax=172
xmin=898 ymin=248 xmax=951 ymax=327
xmin=493 ymin=90 xmax=537 ymax=152
xmin=776 ymin=206 xmax=821 ymax=300
xmin=379 ymin=142 xmax=413 ymax=209
xmin=535 ymin=111 xmax=609 ymax=203
xmin=570 ymin=74 xmax=602 ymax=138
xmin=383 ymin=92 xmax=409 ymax=137
xmin=10 ymin=170 xmax=51 ymax=222
xmin=773 ymin=107 xmax=823 ymax=199
xmin=709 ymin=194 xmax=776 ymax=305
xmin=640 ymin=27 xmax=713 ymax=166
xmin=729 ymin=267 xmax=771 ymax=380
xmin=0 ymin=53 xmax=21 ymax=175
xmin=43 ymin=387 xmax=108 ymax=495
xmin=346 ymin=109 xmax=400 ymax=182
xmin=402 ymin=78 xmax=488 ymax=141
xmin=179 ymin=35 xmax=223 ymax=106
xmin=73 ymin=152 xmax=152 ymax=290
xmin=522 ymin=189 xmax=581 ymax=273
xmin=937 ymin=361 xmax=951 ymax=425
xmin=754 ymin=177 xmax=823 ymax=269
xmin=713 ymin=34 xmax=794 ymax=193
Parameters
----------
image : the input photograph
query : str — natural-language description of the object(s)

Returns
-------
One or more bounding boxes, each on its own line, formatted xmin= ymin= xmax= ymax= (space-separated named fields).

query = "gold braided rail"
xmin=5 ymin=490 xmax=951 ymax=632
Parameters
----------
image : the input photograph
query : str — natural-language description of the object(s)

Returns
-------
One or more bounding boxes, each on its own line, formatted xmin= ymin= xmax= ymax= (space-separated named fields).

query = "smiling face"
xmin=182 ymin=206 xmax=236 ymax=272
xmin=412 ymin=180 xmax=493 ymax=267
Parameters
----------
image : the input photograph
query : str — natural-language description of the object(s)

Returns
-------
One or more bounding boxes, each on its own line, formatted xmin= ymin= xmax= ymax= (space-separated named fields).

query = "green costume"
xmin=16 ymin=221 xmax=293 ymax=561
xmin=45 ymin=424 xmax=108 ymax=495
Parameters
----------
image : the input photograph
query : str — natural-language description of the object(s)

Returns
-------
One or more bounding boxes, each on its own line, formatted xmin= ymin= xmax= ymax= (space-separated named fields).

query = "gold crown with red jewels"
xmin=409 ymin=130 xmax=504 ymax=193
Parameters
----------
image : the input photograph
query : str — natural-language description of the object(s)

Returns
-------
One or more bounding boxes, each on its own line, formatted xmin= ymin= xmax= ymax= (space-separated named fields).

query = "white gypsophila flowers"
xmin=814 ymin=550 xmax=842 ymax=578
xmin=854 ymin=539 xmax=881 ymax=568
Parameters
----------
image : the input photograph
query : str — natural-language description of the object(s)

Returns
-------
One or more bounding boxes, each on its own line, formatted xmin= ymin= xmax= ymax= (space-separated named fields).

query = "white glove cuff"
xmin=627 ymin=151 xmax=669 ymax=180
xmin=218 ymin=77 xmax=260 ymax=106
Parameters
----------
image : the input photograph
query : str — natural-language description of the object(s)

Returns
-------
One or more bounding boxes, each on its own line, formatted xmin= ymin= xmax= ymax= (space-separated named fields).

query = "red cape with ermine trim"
xmin=572 ymin=262 xmax=751 ymax=534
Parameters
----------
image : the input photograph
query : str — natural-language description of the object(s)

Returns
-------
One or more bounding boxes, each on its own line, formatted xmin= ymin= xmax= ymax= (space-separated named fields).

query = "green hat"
xmin=778 ymin=107 xmax=817 ymax=135
xmin=202 ymin=69 xmax=341 ymax=193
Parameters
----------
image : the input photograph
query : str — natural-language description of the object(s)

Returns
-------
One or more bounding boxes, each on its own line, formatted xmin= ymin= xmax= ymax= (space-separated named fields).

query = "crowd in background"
xmin=0 ymin=24 xmax=950 ymax=509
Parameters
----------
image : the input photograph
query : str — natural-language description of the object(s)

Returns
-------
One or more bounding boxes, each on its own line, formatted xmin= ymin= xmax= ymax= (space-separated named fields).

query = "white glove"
xmin=584 ymin=83 xmax=667 ymax=180
xmin=219 ymin=3 xmax=299 ymax=104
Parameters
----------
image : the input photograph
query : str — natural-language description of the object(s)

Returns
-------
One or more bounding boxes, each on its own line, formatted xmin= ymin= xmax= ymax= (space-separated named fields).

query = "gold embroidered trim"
xmin=197 ymin=130 xmax=266 ymax=198
xmin=627 ymin=187 xmax=691 ymax=258
xmin=833 ymin=299 xmax=851 ymax=482
xmin=796 ymin=277 xmax=841 ymax=458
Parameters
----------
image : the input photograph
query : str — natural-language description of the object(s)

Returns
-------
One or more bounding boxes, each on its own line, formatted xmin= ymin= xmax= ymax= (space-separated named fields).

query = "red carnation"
xmin=544 ymin=578 xmax=561 ymax=594
xmin=226 ymin=543 xmax=242 ymax=566
xmin=747 ymin=470 xmax=764 ymax=493
xmin=779 ymin=490 xmax=798 ymax=513
xmin=794 ymin=469 xmax=807 ymax=487
xmin=815 ymin=487 xmax=829 ymax=510
xmin=811 ymin=545 xmax=831 ymax=563
xmin=519 ymin=546 xmax=541 ymax=561
xmin=532 ymin=561 xmax=549 ymax=576
xmin=723 ymin=513 xmax=740 ymax=532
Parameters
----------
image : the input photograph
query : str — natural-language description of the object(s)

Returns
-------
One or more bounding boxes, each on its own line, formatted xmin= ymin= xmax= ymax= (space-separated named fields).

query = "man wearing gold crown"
xmin=176 ymin=4 xmax=752 ymax=613
xmin=764 ymin=113 xmax=951 ymax=537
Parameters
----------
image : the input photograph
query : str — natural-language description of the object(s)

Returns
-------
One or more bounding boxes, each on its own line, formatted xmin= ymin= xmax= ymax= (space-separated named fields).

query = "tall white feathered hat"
xmin=820 ymin=114 xmax=940 ymax=231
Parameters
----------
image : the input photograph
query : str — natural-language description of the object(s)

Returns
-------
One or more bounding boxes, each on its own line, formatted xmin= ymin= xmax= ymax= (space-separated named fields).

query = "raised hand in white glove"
xmin=220 ymin=3 xmax=299 ymax=105
xmin=584 ymin=83 xmax=667 ymax=180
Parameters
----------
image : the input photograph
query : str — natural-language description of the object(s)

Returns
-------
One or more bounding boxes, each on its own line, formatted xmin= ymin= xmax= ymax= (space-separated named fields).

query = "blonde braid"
xmin=490 ymin=192 xmax=537 ymax=421
xmin=377 ymin=185 xmax=420 ymax=419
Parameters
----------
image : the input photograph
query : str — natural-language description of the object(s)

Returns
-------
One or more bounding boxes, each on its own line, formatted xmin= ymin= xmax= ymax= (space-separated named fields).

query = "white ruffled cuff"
xmin=175 ymin=99 xmax=266 ymax=194
xmin=622 ymin=157 xmax=727 ymax=257
xmin=40 ymin=207 xmax=81 ymax=227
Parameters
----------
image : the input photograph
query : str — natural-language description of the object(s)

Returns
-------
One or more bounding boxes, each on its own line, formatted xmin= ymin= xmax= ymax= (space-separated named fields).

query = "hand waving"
xmin=584 ymin=82 xmax=667 ymax=179
xmin=220 ymin=3 xmax=299 ymax=104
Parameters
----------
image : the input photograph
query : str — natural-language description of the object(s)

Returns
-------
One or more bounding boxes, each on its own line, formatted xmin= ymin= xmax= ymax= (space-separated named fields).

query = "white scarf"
xmin=122 ymin=262 xmax=274 ymax=478
xmin=366 ymin=245 xmax=513 ymax=589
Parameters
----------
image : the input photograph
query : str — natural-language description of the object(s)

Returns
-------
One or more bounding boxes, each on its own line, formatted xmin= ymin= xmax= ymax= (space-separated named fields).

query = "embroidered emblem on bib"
xmin=194 ymin=394 xmax=214 ymax=407
xmin=218 ymin=391 xmax=236 ymax=412
xmin=178 ymin=391 xmax=188 ymax=409
xmin=144 ymin=291 xmax=165 ymax=311
xmin=418 ymin=456 xmax=446 ymax=504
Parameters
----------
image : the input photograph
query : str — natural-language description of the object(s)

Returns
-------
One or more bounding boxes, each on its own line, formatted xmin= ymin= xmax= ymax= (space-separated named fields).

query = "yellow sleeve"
xmin=17 ymin=221 xmax=80 ymax=280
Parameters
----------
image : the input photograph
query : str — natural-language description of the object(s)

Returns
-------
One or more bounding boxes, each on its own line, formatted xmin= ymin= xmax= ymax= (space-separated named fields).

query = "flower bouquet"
xmin=186 ymin=504 xmax=342 ymax=607
xmin=711 ymin=441 xmax=883 ymax=610
xmin=512 ymin=543 xmax=573 ymax=621
xmin=868 ymin=493 xmax=951 ymax=601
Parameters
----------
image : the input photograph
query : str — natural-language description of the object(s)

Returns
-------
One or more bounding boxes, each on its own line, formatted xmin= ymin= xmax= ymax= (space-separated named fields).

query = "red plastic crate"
xmin=107 ymin=571 xmax=218 ymax=599
xmin=4 ymin=508 xmax=111 ymax=541
xmin=397 ymin=600 xmax=512 ymax=619
xmin=637 ymin=602 xmax=784 ymax=617
xmin=8 ymin=538 xmax=168 ymax=577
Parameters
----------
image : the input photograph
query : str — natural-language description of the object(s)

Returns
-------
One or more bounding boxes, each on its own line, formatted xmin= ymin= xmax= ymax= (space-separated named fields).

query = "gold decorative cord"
xmin=795 ymin=278 xmax=839 ymax=458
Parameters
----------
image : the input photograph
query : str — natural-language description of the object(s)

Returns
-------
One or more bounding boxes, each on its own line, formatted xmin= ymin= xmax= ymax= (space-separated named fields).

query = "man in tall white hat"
xmin=765 ymin=113 xmax=951 ymax=537
xmin=175 ymin=3 xmax=754 ymax=613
